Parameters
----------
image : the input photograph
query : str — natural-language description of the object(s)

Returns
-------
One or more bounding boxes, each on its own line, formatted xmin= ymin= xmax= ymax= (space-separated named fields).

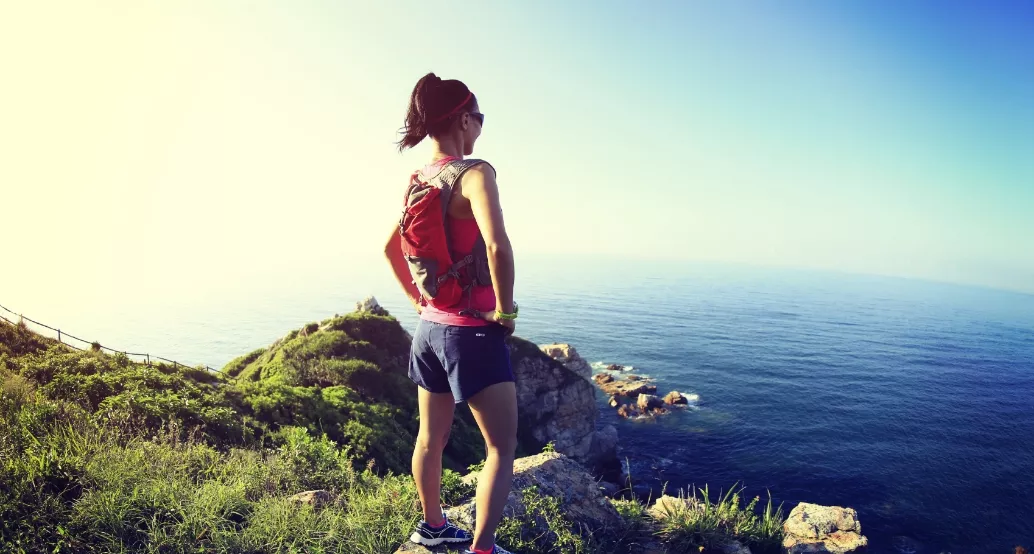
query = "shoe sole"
xmin=409 ymin=533 xmax=471 ymax=546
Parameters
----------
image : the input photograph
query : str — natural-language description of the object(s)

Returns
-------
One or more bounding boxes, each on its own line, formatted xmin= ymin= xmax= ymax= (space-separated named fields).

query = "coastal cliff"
xmin=0 ymin=298 xmax=878 ymax=554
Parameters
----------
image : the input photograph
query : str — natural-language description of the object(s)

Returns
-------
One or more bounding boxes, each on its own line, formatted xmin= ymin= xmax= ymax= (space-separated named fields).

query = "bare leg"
xmin=467 ymin=381 xmax=518 ymax=551
xmin=413 ymin=387 xmax=456 ymax=526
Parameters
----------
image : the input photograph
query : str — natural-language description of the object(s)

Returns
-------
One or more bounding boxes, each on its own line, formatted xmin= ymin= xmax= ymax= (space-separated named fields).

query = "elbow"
xmin=485 ymin=240 xmax=513 ymax=259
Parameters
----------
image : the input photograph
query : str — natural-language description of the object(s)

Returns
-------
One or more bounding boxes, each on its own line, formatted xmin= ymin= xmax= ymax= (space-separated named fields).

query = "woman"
xmin=384 ymin=73 xmax=518 ymax=554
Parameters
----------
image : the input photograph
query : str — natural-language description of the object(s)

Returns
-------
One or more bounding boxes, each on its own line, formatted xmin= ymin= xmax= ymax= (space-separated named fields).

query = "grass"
xmin=0 ymin=316 xmax=797 ymax=553
xmin=0 ymin=388 xmax=420 ymax=553
xmin=653 ymin=483 xmax=786 ymax=554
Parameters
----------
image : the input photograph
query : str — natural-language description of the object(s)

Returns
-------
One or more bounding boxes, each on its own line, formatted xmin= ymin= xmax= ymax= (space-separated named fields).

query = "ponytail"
xmin=397 ymin=72 xmax=475 ymax=152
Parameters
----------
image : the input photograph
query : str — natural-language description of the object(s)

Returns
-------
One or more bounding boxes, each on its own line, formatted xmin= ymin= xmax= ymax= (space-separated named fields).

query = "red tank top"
xmin=418 ymin=158 xmax=495 ymax=327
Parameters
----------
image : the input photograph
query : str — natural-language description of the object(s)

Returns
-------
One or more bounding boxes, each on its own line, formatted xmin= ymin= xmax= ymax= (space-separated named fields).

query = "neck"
xmin=431 ymin=136 xmax=465 ymax=161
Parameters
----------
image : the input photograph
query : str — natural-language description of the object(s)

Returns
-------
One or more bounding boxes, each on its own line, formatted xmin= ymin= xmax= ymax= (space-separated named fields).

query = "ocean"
xmin=8 ymin=258 xmax=1034 ymax=553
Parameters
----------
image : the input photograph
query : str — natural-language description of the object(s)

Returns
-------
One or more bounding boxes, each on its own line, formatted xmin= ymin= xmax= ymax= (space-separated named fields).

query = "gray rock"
xmin=356 ymin=296 xmax=389 ymax=316
xmin=594 ymin=373 xmax=658 ymax=398
xmin=446 ymin=451 xmax=622 ymax=537
xmin=287 ymin=489 xmax=336 ymax=509
xmin=722 ymin=540 xmax=752 ymax=554
xmin=594 ymin=424 xmax=619 ymax=461
xmin=598 ymin=480 xmax=621 ymax=498
xmin=664 ymin=391 xmax=689 ymax=405
xmin=783 ymin=502 xmax=868 ymax=554
xmin=637 ymin=393 xmax=663 ymax=411
xmin=510 ymin=338 xmax=618 ymax=472
xmin=540 ymin=343 xmax=592 ymax=381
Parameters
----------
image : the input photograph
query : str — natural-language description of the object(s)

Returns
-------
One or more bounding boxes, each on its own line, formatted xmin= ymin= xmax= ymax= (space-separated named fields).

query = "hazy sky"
xmin=3 ymin=0 xmax=1032 ymax=308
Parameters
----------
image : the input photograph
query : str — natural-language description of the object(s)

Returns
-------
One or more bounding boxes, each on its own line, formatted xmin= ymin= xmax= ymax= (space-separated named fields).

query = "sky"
xmin=2 ymin=0 xmax=1032 ymax=314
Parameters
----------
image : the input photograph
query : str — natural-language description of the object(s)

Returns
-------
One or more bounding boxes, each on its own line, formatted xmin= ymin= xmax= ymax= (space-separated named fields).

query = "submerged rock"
xmin=617 ymin=404 xmax=638 ymax=419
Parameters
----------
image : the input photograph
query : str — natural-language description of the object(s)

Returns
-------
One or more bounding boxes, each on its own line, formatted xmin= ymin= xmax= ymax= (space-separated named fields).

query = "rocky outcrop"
xmin=593 ymin=372 xmax=658 ymax=397
xmin=449 ymin=451 xmax=622 ymax=533
xmin=664 ymin=391 xmax=689 ymax=405
xmin=395 ymin=452 xmax=622 ymax=554
xmin=355 ymin=295 xmax=389 ymax=316
xmin=508 ymin=338 xmax=618 ymax=474
xmin=592 ymin=368 xmax=699 ymax=420
xmin=617 ymin=404 xmax=638 ymax=419
xmin=637 ymin=393 xmax=663 ymax=411
xmin=540 ymin=343 xmax=592 ymax=381
xmin=782 ymin=502 xmax=868 ymax=554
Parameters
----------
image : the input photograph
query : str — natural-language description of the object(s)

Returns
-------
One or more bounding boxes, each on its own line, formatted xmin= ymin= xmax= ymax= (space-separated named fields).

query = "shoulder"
xmin=461 ymin=159 xmax=495 ymax=180
xmin=457 ymin=160 xmax=497 ymax=195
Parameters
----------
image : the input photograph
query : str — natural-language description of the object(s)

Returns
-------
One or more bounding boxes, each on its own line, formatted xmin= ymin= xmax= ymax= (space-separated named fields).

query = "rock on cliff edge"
xmin=396 ymin=451 xmax=622 ymax=554
xmin=524 ymin=341 xmax=619 ymax=476
xmin=782 ymin=502 xmax=868 ymax=554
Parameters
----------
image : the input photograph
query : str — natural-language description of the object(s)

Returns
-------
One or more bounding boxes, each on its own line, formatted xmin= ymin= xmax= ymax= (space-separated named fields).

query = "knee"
xmin=484 ymin=434 xmax=518 ymax=459
xmin=415 ymin=431 xmax=447 ymax=454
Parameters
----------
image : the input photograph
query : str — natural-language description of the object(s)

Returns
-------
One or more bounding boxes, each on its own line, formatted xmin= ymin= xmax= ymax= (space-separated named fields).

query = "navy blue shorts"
xmin=408 ymin=319 xmax=514 ymax=404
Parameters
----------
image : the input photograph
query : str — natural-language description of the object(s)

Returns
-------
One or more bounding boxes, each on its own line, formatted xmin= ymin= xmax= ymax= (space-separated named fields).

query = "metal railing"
xmin=0 ymin=302 xmax=236 ymax=380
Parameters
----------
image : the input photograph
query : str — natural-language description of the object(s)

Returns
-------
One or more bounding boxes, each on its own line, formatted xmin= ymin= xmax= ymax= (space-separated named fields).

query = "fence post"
xmin=146 ymin=354 xmax=150 ymax=366
xmin=58 ymin=329 xmax=61 ymax=343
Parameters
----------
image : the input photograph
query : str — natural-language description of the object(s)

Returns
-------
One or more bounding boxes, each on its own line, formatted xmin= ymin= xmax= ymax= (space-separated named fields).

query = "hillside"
xmin=0 ymin=305 xmax=814 ymax=554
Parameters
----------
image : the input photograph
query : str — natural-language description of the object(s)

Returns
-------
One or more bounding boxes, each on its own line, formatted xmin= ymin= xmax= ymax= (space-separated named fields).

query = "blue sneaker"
xmin=463 ymin=546 xmax=514 ymax=554
xmin=409 ymin=513 xmax=472 ymax=546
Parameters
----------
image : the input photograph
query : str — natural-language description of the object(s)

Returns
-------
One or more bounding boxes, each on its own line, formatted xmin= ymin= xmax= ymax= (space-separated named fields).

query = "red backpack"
xmin=399 ymin=158 xmax=493 ymax=311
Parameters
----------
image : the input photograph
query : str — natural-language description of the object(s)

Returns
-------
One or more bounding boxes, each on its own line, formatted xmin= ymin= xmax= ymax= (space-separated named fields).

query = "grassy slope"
xmin=0 ymin=312 xmax=791 ymax=554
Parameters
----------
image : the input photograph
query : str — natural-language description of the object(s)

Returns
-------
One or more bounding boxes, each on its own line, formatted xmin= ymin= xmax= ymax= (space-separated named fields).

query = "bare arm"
xmin=462 ymin=165 xmax=515 ymax=315
xmin=384 ymin=222 xmax=423 ymax=312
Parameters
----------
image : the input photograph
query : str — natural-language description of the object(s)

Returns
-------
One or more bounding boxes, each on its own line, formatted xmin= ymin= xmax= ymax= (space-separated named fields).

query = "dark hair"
xmin=397 ymin=72 xmax=476 ymax=151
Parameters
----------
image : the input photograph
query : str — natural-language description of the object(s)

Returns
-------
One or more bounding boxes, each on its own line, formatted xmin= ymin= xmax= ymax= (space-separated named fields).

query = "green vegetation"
xmin=1 ymin=312 xmax=788 ymax=553
xmin=654 ymin=484 xmax=786 ymax=554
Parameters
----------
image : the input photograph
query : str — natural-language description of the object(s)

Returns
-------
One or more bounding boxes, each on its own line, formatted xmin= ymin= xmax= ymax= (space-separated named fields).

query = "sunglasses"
xmin=468 ymin=112 xmax=485 ymax=126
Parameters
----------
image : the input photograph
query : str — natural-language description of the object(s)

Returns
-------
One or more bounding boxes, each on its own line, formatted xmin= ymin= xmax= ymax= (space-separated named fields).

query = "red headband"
xmin=428 ymin=91 xmax=473 ymax=124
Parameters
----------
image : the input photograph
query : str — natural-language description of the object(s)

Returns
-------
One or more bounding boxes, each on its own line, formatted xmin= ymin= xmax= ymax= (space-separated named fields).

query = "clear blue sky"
xmin=3 ymin=0 xmax=1032 ymax=305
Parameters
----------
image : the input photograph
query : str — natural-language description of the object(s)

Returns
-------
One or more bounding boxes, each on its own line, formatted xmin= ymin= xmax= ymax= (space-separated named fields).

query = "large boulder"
xmin=447 ymin=451 xmax=623 ymax=536
xmin=782 ymin=502 xmax=868 ymax=554
xmin=664 ymin=391 xmax=689 ymax=405
xmin=509 ymin=338 xmax=618 ymax=474
xmin=395 ymin=453 xmax=624 ymax=554
xmin=637 ymin=393 xmax=663 ymax=411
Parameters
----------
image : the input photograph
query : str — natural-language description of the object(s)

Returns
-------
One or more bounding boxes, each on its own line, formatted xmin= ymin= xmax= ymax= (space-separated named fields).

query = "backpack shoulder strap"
xmin=428 ymin=158 xmax=494 ymax=191
xmin=428 ymin=159 xmax=495 ymax=225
